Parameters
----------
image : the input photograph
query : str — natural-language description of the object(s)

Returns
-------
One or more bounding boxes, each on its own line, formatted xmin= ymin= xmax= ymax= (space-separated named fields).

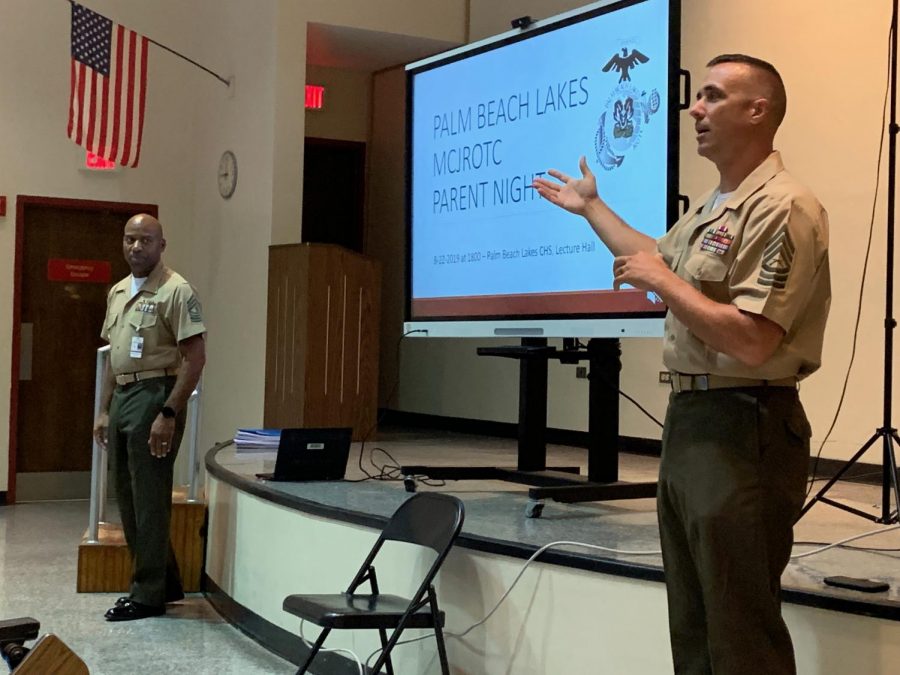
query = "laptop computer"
xmin=255 ymin=427 xmax=352 ymax=482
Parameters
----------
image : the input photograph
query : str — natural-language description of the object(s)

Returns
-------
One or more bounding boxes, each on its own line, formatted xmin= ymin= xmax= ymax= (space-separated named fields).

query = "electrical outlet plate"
xmin=658 ymin=371 xmax=672 ymax=384
xmin=576 ymin=366 xmax=588 ymax=379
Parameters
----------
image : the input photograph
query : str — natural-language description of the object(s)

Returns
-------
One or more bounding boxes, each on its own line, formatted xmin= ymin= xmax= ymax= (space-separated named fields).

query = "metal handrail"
xmin=87 ymin=347 xmax=111 ymax=543
xmin=186 ymin=382 xmax=202 ymax=503
xmin=87 ymin=346 xmax=202 ymax=543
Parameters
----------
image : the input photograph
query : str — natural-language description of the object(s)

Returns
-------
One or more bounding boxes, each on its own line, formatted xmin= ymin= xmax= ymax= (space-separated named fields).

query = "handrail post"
xmin=87 ymin=346 xmax=111 ymax=544
xmin=186 ymin=382 xmax=202 ymax=503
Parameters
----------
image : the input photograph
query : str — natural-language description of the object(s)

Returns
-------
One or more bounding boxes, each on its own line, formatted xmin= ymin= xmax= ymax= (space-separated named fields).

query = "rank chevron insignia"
xmin=758 ymin=226 xmax=795 ymax=289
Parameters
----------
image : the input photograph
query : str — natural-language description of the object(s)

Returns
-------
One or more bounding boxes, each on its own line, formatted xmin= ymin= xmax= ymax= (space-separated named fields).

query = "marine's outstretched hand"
xmin=532 ymin=156 xmax=598 ymax=215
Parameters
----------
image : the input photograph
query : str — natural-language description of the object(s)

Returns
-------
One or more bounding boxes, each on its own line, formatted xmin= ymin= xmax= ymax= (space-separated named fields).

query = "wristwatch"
xmin=161 ymin=406 xmax=176 ymax=419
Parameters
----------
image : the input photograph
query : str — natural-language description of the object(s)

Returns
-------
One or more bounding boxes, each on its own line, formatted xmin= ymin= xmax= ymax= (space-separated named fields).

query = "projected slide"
xmin=408 ymin=0 xmax=673 ymax=320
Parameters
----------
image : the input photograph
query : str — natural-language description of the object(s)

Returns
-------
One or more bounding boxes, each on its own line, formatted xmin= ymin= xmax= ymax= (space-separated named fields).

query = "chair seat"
xmin=283 ymin=593 xmax=444 ymax=629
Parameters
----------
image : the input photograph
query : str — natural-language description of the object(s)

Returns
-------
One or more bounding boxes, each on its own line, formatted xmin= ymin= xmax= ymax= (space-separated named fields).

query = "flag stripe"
xmin=133 ymin=37 xmax=148 ymax=167
xmin=109 ymin=25 xmax=124 ymax=163
xmin=121 ymin=30 xmax=136 ymax=167
xmin=75 ymin=63 xmax=87 ymax=145
xmin=67 ymin=59 xmax=76 ymax=138
xmin=97 ymin=67 xmax=110 ymax=156
xmin=86 ymin=68 xmax=98 ymax=151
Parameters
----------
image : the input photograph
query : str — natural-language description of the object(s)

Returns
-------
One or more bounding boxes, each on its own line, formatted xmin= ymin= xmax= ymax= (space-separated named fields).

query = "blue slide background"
xmin=410 ymin=0 xmax=671 ymax=301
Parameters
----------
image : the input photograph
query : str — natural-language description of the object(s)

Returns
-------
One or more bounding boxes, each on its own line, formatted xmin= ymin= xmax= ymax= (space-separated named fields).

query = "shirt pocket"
xmin=683 ymin=252 xmax=728 ymax=283
xmin=128 ymin=310 xmax=158 ymax=332
xmin=104 ymin=312 xmax=119 ymax=338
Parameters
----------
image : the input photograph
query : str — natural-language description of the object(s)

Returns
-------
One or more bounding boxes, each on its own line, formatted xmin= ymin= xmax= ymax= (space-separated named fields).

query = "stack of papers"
xmin=234 ymin=428 xmax=280 ymax=452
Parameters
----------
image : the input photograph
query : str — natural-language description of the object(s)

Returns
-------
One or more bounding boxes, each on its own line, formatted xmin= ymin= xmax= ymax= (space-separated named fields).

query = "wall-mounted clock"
xmin=218 ymin=150 xmax=237 ymax=199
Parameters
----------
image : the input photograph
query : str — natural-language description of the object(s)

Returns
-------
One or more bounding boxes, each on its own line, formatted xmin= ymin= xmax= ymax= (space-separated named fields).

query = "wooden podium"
xmin=264 ymin=243 xmax=381 ymax=439
xmin=76 ymin=487 xmax=205 ymax=593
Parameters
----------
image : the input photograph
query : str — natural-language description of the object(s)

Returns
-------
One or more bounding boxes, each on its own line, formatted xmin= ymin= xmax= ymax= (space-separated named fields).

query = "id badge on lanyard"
xmin=130 ymin=336 xmax=144 ymax=358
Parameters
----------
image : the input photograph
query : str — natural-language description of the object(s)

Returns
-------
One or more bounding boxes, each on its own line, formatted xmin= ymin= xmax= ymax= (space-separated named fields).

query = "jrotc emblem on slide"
xmin=595 ymin=47 xmax=660 ymax=170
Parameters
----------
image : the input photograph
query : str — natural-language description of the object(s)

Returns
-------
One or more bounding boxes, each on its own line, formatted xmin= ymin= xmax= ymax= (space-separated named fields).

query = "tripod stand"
xmin=801 ymin=0 xmax=900 ymax=525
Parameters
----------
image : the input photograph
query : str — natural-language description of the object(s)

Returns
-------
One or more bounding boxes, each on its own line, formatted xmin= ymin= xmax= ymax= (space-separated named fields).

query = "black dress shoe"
xmin=115 ymin=591 xmax=183 ymax=607
xmin=105 ymin=600 xmax=165 ymax=621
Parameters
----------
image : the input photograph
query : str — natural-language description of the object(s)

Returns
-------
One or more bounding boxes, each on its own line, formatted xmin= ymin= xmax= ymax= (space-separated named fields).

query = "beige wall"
xmin=388 ymin=0 xmax=898 ymax=465
xmin=304 ymin=66 xmax=372 ymax=143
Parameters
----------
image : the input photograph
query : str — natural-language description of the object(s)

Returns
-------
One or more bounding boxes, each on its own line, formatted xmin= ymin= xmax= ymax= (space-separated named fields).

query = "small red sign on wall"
xmin=305 ymin=84 xmax=325 ymax=109
xmin=47 ymin=259 xmax=112 ymax=283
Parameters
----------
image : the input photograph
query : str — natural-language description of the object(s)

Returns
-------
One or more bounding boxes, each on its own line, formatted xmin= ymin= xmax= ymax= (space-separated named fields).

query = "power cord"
xmin=358 ymin=525 xmax=900 ymax=667
xmin=361 ymin=539 xmax=665 ymax=666
xmin=299 ymin=619 xmax=364 ymax=675
xmin=790 ymin=524 xmax=900 ymax=560
xmin=344 ymin=328 xmax=446 ymax=487
xmin=573 ymin=338 xmax=665 ymax=428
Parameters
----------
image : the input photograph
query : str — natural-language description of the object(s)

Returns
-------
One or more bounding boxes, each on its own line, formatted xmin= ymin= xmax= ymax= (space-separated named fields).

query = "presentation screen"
xmin=405 ymin=0 xmax=681 ymax=338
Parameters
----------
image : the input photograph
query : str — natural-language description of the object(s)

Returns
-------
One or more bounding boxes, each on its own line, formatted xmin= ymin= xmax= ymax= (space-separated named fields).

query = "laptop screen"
xmin=271 ymin=427 xmax=353 ymax=481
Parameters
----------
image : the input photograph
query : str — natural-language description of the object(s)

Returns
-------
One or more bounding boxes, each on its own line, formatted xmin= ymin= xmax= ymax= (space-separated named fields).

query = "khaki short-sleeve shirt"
xmin=101 ymin=263 xmax=207 ymax=375
xmin=657 ymin=152 xmax=830 ymax=380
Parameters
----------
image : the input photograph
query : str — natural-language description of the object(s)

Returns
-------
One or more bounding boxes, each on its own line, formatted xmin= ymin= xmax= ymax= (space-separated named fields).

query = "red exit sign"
xmin=305 ymin=84 xmax=325 ymax=110
xmin=47 ymin=259 xmax=112 ymax=283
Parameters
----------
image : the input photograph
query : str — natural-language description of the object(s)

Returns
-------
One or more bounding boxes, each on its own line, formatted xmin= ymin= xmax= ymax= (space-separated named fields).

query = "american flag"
xmin=68 ymin=2 xmax=148 ymax=168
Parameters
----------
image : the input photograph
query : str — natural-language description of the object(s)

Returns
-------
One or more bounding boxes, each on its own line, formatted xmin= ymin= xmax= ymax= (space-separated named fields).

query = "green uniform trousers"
xmin=108 ymin=376 xmax=185 ymax=608
xmin=657 ymin=386 xmax=811 ymax=675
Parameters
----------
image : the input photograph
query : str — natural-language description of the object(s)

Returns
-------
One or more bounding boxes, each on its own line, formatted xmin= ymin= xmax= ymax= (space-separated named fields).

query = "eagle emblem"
xmin=602 ymin=48 xmax=649 ymax=83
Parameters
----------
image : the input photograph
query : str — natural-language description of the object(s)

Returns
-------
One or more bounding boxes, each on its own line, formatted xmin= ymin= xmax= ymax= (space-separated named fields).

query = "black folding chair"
xmin=283 ymin=492 xmax=465 ymax=674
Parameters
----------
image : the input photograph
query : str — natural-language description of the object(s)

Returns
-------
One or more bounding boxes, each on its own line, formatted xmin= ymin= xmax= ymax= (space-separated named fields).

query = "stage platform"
xmin=204 ymin=427 xmax=900 ymax=674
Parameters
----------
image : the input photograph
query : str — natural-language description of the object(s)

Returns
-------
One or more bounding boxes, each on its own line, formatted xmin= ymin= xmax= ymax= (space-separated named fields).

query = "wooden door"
xmin=10 ymin=197 xmax=156 ymax=502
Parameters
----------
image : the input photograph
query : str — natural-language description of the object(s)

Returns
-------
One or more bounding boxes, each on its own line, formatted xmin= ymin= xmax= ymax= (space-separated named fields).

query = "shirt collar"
xmin=131 ymin=262 xmax=168 ymax=296
xmin=687 ymin=151 xmax=784 ymax=227
xmin=716 ymin=150 xmax=784 ymax=211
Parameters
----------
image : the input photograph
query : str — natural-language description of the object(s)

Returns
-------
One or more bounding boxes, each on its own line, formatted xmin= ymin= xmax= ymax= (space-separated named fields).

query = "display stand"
xmin=401 ymin=338 xmax=657 ymax=517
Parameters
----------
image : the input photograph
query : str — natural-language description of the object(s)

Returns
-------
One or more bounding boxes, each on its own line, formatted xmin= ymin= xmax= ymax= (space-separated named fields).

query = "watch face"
xmin=218 ymin=150 xmax=237 ymax=198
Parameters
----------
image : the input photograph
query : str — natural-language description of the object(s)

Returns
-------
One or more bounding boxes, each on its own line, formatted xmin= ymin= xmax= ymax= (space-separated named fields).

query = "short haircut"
xmin=707 ymin=53 xmax=786 ymax=128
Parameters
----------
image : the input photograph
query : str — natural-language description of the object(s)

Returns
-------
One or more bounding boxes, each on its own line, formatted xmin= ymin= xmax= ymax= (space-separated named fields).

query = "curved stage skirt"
xmin=204 ymin=442 xmax=900 ymax=674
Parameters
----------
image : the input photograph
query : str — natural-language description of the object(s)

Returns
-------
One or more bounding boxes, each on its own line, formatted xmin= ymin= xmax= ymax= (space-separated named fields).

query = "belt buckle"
xmin=671 ymin=373 xmax=710 ymax=392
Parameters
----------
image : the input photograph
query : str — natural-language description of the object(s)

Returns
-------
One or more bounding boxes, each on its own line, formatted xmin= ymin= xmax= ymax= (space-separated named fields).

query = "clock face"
xmin=218 ymin=150 xmax=237 ymax=199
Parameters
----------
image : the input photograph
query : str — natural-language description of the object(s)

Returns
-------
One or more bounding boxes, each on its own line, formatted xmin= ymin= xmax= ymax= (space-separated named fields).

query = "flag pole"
xmin=67 ymin=0 xmax=231 ymax=88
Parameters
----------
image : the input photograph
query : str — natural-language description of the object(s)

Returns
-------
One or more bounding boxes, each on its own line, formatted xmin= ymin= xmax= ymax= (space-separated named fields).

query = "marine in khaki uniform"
xmin=93 ymin=213 xmax=207 ymax=622
xmin=535 ymin=55 xmax=829 ymax=674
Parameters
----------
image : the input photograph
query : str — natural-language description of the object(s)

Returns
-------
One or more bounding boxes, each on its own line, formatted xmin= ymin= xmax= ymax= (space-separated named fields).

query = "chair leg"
xmin=369 ymin=626 xmax=406 ymax=675
xmin=296 ymin=627 xmax=331 ymax=675
xmin=378 ymin=628 xmax=395 ymax=675
xmin=428 ymin=588 xmax=450 ymax=675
